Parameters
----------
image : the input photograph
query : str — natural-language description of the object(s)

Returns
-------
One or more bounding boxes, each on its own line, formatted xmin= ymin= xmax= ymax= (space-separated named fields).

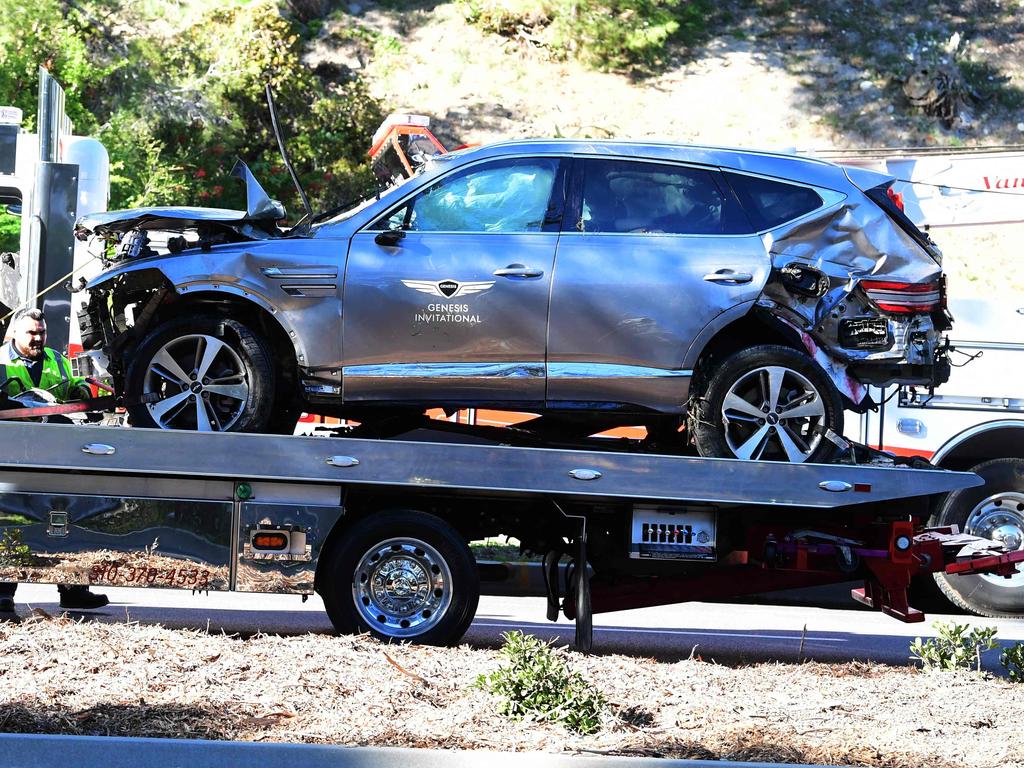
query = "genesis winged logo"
xmin=401 ymin=278 xmax=495 ymax=298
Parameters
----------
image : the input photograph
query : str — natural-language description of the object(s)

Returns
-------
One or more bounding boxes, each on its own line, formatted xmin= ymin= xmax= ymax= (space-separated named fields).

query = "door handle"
xmin=493 ymin=264 xmax=544 ymax=279
xmin=703 ymin=270 xmax=753 ymax=284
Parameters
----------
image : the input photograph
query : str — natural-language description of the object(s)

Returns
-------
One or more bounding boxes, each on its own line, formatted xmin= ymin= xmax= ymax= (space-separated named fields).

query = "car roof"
xmin=447 ymin=138 xmax=861 ymax=190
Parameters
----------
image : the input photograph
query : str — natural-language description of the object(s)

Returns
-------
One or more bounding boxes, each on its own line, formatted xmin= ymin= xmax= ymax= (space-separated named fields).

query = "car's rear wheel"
xmin=690 ymin=344 xmax=843 ymax=463
xmin=930 ymin=458 xmax=1024 ymax=617
xmin=126 ymin=315 xmax=275 ymax=432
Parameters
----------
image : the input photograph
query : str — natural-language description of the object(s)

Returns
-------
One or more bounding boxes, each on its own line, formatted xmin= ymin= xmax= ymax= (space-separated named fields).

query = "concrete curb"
xmin=0 ymin=734 xmax=839 ymax=768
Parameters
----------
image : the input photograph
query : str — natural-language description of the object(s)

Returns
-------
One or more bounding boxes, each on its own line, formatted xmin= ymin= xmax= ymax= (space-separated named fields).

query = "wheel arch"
xmin=682 ymin=302 xmax=803 ymax=382
xmin=932 ymin=420 xmax=1024 ymax=471
xmin=152 ymin=288 xmax=300 ymax=386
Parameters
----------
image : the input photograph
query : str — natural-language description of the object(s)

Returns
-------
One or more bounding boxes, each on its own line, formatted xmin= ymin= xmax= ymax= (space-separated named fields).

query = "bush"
xmin=0 ymin=0 xmax=113 ymax=133
xmin=910 ymin=621 xmax=999 ymax=673
xmin=475 ymin=630 xmax=606 ymax=734
xmin=1001 ymin=643 xmax=1024 ymax=683
xmin=460 ymin=0 xmax=709 ymax=71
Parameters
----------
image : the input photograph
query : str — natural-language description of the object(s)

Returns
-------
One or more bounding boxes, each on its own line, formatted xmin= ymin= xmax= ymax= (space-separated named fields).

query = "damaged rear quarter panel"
xmin=87 ymin=238 xmax=346 ymax=372
xmin=758 ymin=193 xmax=943 ymax=385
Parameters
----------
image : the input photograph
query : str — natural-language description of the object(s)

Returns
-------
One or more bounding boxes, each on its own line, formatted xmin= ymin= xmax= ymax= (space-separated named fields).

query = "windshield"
xmin=317 ymin=154 xmax=457 ymax=227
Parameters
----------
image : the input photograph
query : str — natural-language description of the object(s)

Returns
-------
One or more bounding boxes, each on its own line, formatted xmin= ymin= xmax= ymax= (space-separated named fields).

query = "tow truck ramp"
xmin=0 ymin=421 xmax=1017 ymax=650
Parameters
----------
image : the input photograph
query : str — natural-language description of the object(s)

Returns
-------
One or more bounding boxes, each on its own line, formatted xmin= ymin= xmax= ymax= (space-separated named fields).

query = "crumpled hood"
xmin=75 ymin=160 xmax=287 ymax=240
xmin=76 ymin=206 xmax=262 ymax=237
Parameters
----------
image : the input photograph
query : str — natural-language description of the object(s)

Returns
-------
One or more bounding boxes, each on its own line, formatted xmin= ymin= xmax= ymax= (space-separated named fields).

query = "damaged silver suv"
xmin=76 ymin=140 xmax=951 ymax=463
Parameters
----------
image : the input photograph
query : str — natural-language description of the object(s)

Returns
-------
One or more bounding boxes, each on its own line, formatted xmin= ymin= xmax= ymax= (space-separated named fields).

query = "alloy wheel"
xmin=721 ymin=365 xmax=827 ymax=462
xmin=143 ymin=334 xmax=250 ymax=431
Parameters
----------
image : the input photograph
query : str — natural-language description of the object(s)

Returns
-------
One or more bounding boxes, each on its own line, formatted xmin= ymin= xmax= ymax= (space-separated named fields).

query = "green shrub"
xmin=475 ymin=630 xmax=606 ymax=734
xmin=910 ymin=621 xmax=999 ymax=673
xmin=0 ymin=0 xmax=113 ymax=132
xmin=0 ymin=528 xmax=33 ymax=566
xmin=1001 ymin=643 xmax=1024 ymax=683
xmin=460 ymin=0 xmax=708 ymax=71
xmin=0 ymin=213 xmax=19 ymax=254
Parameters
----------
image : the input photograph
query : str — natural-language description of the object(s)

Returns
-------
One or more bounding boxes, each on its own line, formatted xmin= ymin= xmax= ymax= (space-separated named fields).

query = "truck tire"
xmin=690 ymin=345 xmax=843 ymax=463
xmin=930 ymin=457 xmax=1024 ymax=617
xmin=319 ymin=510 xmax=479 ymax=645
xmin=126 ymin=315 xmax=275 ymax=433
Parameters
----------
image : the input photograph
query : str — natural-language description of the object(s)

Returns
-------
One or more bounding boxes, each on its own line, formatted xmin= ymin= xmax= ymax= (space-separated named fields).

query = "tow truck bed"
xmin=0 ymin=420 xmax=1016 ymax=649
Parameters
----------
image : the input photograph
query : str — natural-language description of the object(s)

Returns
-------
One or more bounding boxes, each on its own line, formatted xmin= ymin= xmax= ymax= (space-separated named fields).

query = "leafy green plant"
xmin=0 ymin=528 xmax=33 ymax=566
xmin=476 ymin=630 xmax=606 ymax=734
xmin=460 ymin=0 xmax=709 ymax=71
xmin=910 ymin=621 xmax=999 ymax=673
xmin=1001 ymin=643 xmax=1024 ymax=683
xmin=0 ymin=213 xmax=19 ymax=254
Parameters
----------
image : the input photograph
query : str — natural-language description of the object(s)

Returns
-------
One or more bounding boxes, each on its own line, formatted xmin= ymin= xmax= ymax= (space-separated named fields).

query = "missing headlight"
xmin=839 ymin=317 xmax=891 ymax=349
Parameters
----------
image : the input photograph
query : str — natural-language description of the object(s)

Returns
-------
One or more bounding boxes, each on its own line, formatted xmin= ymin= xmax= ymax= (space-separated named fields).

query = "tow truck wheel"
xmin=319 ymin=510 xmax=479 ymax=645
xmin=690 ymin=345 xmax=843 ymax=464
xmin=126 ymin=316 xmax=275 ymax=433
xmin=931 ymin=457 xmax=1024 ymax=617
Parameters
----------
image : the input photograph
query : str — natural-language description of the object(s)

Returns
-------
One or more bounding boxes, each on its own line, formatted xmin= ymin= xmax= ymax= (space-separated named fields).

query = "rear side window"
xmin=581 ymin=159 xmax=750 ymax=235
xmin=724 ymin=172 xmax=823 ymax=230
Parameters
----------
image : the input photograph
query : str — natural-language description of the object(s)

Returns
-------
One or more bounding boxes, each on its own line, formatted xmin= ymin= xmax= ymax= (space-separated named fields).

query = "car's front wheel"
xmin=125 ymin=315 xmax=275 ymax=432
xmin=690 ymin=344 xmax=843 ymax=463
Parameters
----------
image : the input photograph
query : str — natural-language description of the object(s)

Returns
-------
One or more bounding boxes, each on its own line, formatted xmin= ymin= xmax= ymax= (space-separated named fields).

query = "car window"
xmin=724 ymin=172 xmax=823 ymax=230
xmin=580 ymin=159 xmax=749 ymax=235
xmin=373 ymin=157 xmax=560 ymax=233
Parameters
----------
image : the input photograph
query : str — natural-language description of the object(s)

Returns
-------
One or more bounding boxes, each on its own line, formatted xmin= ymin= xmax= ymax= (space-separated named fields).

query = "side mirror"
xmin=374 ymin=229 xmax=405 ymax=247
xmin=4 ymin=204 xmax=21 ymax=216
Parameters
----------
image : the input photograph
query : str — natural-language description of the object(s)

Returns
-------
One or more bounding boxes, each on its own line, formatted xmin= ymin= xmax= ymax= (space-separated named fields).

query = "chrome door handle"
xmin=493 ymin=264 xmax=544 ymax=279
xmin=703 ymin=271 xmax=753 ymax=284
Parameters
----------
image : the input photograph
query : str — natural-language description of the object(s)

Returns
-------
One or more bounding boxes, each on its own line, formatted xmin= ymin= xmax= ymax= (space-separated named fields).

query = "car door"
xmin=343 ymin=155 xmax=566 ymax=405
xmin=547 ymin=157 xmax=768 ymax=411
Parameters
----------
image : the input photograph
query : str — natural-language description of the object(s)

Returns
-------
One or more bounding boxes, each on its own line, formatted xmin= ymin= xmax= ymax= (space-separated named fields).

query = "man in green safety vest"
xmin=0 ymin=308 xmax=109 ymax=614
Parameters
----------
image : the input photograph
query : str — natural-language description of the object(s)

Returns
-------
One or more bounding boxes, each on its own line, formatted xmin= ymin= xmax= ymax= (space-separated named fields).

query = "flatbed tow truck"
xmin=1 ymin=72 xmax=1022 ymax=650
xmin=0 ymin=417 xmax=1020 ymax=650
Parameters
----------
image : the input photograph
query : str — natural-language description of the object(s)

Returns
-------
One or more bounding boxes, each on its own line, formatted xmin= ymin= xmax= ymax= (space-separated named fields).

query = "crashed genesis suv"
xmin=76 ymin=139 xmax=951 ymax=463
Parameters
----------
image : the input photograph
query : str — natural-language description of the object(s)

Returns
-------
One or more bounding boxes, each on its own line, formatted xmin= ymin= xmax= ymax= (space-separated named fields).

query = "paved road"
xmin=11 ymin=583 xmax=1024 ymax=669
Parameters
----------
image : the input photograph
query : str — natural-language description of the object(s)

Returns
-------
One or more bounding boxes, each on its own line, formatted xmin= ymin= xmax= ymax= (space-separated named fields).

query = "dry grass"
xmin=0 ymin=613 xmax=1021 ymax=767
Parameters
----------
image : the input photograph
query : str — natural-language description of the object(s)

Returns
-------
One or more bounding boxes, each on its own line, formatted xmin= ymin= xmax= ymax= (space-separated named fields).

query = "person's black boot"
xmin=0 ymin=596 xmax=15 ymax=613
xmin=58 ymin=585 xmax=109 ymax=610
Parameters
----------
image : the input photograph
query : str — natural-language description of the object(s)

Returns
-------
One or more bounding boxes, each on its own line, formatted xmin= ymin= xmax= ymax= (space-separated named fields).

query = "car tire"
xmin=125 ymin=315 xmax=275 ymax=432
xmin=930 ymin=458 xmax=1024 ymax=618
xmin=690 ymin=344 xmax=843 ymax=463
xmin=319 ymin=510 xmax=479 ymax=646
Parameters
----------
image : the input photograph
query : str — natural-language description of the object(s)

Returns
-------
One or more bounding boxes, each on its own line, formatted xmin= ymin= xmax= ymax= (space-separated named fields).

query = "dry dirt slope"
xmin=0 ymin=614 xmax=1021 ymax=768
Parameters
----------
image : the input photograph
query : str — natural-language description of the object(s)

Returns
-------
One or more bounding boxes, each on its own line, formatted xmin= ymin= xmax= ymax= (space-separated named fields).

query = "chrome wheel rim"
xmin=143 ymin=334 xmax=249 ymax=431
xmin=965 ymin=491 xmax=1024 ymax=588
xmin=721 ymin=365 xmax=827 ymax=463
xmin=352 ymin=537 xmax=452 ymax=638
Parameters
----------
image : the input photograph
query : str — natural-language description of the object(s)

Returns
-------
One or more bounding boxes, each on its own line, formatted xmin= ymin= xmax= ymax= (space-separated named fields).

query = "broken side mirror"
xmin=374 ymin=229 xmax=405 ymax=247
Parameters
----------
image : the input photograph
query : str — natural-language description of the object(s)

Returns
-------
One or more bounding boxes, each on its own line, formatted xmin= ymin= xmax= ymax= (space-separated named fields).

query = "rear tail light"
xmin=861 ymin=279 xmax=941 ymax=314
xmin=886 ymin=186 xmax=905 ymax=212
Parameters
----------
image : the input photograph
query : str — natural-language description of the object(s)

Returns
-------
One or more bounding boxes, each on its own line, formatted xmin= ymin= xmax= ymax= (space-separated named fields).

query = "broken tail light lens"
xmin=886 ymin=186 xmax=905 ymax=212
xmin=860 ymin=279 xmax=941 ymax=314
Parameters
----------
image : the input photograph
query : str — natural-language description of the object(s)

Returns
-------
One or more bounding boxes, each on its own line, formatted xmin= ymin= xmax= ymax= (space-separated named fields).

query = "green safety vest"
xmin=0 ymin=347 xmax=88 ymax=402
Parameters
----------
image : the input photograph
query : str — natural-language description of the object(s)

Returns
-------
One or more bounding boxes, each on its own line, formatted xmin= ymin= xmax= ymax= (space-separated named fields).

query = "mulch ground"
xmin=0 ymin=613 xmax=1019 ymax=767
